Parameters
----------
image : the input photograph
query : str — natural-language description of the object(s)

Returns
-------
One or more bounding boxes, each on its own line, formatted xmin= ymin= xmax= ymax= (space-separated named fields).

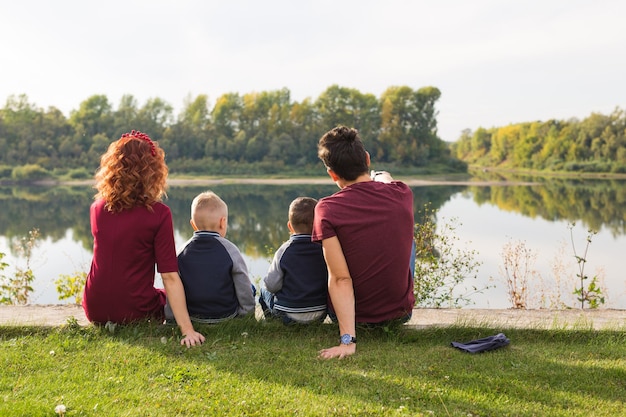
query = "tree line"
xmin=451 ymin=108 xmax=626 ymax=173
xmin=0 ymin=85 xmax=465 ymax=179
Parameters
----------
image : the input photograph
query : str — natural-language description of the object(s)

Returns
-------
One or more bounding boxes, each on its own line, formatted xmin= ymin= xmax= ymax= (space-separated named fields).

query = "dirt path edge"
xmin=1 ymin=305 xmax=624 ymax=330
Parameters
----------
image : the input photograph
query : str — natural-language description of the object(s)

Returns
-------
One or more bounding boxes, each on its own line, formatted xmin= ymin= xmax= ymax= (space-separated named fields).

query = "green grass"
xmin=1 ymin=318 xmax=625 ymax=416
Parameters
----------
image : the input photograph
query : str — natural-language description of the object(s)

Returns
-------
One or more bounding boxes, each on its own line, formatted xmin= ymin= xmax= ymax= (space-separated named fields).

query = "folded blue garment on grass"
xmin=451 ymin=333 xmax=510 ymax=353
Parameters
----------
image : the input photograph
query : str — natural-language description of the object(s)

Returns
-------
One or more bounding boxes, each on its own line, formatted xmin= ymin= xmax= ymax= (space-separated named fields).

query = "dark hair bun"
xmin=332 ymin=125 xmax=359 ymax=142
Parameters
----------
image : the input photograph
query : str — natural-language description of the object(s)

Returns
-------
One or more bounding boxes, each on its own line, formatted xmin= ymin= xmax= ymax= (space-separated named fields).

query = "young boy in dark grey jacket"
xmin=259 ymin=197 xmax=328 ymax=324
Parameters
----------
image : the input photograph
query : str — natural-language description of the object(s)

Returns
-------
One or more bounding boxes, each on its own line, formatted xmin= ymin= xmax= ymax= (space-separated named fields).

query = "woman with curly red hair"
xmin=82 ymin=130 xmax=205 ymax=347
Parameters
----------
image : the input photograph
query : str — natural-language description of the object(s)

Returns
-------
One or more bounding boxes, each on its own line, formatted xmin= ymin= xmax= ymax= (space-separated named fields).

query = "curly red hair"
xmin=94 ymin=131 xmax=168 ymax=212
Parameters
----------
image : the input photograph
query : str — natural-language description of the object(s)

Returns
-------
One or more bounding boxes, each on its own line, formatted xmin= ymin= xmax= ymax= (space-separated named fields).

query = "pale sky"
xmin=1 ymin=0 xmax=625 ymax=142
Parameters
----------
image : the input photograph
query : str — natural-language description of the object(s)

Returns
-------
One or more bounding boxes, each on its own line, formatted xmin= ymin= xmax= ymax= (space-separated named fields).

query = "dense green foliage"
xmin=451 ymin=108 xmax=626 ymax=173
xmin=0 ymin=85 xmax=465 ymax=178
xmin=1 ymin=320 xmax=625 ymax=416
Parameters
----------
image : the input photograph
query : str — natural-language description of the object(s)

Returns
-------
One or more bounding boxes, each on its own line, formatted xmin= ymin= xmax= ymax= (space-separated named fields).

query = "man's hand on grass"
xmin=318 ymin=343 xmax=356 ymax=359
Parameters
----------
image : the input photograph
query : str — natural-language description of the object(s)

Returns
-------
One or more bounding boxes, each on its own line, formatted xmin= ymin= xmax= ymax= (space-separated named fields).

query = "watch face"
xmin=341 ymin=334 xmax=353 ymax=344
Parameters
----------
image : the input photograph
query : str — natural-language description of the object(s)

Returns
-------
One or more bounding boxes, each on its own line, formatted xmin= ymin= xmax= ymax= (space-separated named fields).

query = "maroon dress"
xmin=82 ymin=199 xmax=178 ymax=324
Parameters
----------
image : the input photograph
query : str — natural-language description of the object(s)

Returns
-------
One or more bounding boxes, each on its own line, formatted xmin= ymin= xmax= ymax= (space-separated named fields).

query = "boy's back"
xmin=168 ymin=190 xmax=255 ymax=324
xmin=178 ymin=231 xmax=254 ymax=321
xmin=264 ymin=234 xmax=328 ymax=314
xmin=260 ymin=196 xmax=328 ymax=324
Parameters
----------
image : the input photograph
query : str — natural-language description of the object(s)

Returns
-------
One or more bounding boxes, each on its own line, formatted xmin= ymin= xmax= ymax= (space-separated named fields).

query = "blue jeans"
xmin=258 ymin=288 xmax=295 ymax=325
xmin=259 ymin=288 xmax=326 ymax=325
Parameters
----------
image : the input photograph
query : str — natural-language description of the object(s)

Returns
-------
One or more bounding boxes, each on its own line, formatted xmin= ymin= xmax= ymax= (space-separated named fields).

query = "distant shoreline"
xmin=3 ymin=164 xmax=626 ymax=188
xmin=167 ymin=178 xmax=542 ymax=187
xmin=24 ymin=177 xmax=541 ymax=188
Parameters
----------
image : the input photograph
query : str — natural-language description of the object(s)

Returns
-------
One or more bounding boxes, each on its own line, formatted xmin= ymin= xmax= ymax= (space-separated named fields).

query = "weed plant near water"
xmin=413 ymin=203 xmax=486 ymax=308
xmin=2 ymin=318 xmax=624 ymax=416
xmin=569 ymin=223 xmax=605 ymax=309
xmin=0 ymin=228 xmax=39 ymax=305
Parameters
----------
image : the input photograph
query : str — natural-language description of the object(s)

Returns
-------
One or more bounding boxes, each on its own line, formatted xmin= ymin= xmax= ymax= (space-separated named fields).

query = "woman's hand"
xmin=180 ymin=330 xmax=205 ymax=348
xmin=161 ymin=271 xmax=205 ymax=348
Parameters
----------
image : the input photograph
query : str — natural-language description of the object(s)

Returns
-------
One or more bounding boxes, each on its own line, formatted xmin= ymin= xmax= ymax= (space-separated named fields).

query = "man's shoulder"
xmin=392 ymin=180 xmax=412 ymax=191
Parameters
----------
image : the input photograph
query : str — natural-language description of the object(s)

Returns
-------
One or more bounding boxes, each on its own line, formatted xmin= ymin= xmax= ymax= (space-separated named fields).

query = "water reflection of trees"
xmin=0 ymin=186 xmax=93 ymax=248
xmin=469 ymin=179 xmax=626 ymax=236
xmin=2 ymin=180 xmax=623 ymax=258
xmin=0 ymin=183 xmax=462 ymax=257
xmin=166 ymin=184 xmax=463 ymax=258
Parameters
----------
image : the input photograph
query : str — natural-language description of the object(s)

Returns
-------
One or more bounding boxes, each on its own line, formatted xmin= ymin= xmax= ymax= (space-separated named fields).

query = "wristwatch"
xmin=340 ymin=334 xmax=357 ymax=345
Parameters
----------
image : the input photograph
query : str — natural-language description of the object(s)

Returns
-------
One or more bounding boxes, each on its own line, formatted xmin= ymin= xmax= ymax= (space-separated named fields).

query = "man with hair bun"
xmin=313 ymin=125 xmax=415 ymax=359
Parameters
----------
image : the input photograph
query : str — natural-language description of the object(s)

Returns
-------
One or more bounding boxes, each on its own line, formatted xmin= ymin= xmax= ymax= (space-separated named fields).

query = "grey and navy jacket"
xmin=177 ymin=231 xmax=255 ymax=319
xmin=263 ymin=234 xmax=328 ymax=313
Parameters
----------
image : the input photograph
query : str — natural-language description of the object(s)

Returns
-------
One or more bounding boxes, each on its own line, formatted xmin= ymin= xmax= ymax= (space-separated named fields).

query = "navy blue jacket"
xmin=263 ymin=234 xmax=328 ymax=312
xmin=178 ymin=231 xmax=254 ymax=319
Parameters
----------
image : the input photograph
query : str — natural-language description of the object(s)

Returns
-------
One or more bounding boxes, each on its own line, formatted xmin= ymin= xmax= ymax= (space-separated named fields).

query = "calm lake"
xmin=1 ymin=179 xmax=625 ymax=309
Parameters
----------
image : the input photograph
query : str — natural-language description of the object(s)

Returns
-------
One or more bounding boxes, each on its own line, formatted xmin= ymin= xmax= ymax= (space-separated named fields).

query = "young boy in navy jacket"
xmin=165 ymin=191 xmax=255 ymax=324
xmin=259 ymin=197 xmax=328 ymax=324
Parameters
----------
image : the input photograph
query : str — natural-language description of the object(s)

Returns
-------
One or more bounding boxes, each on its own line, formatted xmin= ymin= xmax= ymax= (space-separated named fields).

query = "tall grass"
xmin=1 ymin=318 xmax=624 ymax=416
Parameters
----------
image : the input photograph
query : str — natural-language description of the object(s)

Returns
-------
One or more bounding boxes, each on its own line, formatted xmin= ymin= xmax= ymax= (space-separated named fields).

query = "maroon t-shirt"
xmin=82 ymin=199 xmax=178 ymax=324
xmin=312 ymin=180 xmax=415 ymax=323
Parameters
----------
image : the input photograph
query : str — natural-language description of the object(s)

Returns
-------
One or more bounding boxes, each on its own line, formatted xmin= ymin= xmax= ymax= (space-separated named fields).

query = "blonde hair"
xmin=191 ymin=191 xmax=228 ymax=231
xmin=94 ymin=132 xmax=167 ymax=213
